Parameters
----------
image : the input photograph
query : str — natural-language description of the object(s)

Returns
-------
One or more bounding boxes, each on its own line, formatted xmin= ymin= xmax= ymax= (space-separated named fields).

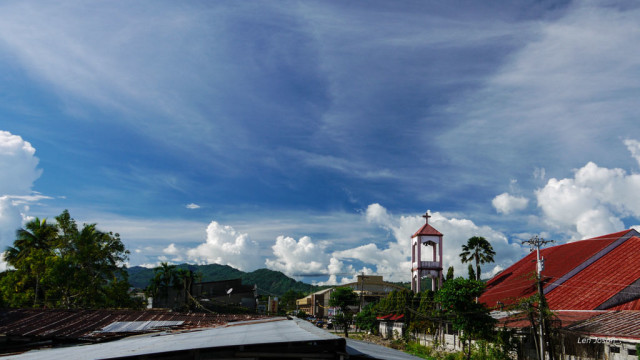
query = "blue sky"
xmin=2 ymin=0 xmax=640 ymax=284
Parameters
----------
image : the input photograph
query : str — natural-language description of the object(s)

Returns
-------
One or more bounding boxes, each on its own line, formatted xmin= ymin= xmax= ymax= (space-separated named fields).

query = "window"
xmin=609 ymin=346 xmax=620 ymax=354
xmin=628 ymin=348 xmax=637 ymax=356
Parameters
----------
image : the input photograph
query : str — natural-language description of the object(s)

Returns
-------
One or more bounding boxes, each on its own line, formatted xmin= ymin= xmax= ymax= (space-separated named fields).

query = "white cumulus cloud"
xmin=186 ymin=203 xmax=200 ymax=209
xmin=0 ymin=131 xmax=44 ymax=270
xmin=329 ymin=203 xmax=527 ymax=282
xmin=186 ymin=221 xmax=261 ymax=271
xmin=492 ymin=192 xmax=529 ymax=214
xmin=265 ymin=235 xmax=328 ymax=277
xmin=536 ymin=155 xmax=640 ymax=239
xmin=163 ymin=243 xmax=179 ymax=255
xmin=265 ymin=203 xmax=526 ymax=284
xmin=0 ymin=131 xmax=41 ymax=195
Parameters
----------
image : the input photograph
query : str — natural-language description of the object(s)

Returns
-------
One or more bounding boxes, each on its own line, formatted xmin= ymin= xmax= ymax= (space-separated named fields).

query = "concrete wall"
xmin=379 ymin=321 xmax=405 ymax=340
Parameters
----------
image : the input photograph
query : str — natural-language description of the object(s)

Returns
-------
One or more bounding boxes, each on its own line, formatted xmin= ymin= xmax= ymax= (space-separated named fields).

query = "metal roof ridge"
xmin=544 ymin=229 xmax=639 ymax=296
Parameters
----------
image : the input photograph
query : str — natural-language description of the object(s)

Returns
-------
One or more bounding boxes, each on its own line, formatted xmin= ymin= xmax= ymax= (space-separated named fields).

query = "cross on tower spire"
xmin=422 ymin=212 xmax=431 ymax=224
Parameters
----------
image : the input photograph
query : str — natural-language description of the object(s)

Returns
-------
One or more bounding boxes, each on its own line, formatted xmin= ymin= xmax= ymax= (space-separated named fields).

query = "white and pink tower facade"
xmin=411 ymin=212 xmax=444 ymax=292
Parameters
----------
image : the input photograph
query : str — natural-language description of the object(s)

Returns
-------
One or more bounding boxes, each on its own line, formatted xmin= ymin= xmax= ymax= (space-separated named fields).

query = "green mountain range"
xmin=127 ymin=264 xmax=321 ymax=296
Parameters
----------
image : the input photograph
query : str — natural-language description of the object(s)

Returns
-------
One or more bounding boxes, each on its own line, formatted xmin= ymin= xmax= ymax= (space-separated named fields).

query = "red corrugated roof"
xmin=377 ymin=314 xmax=404 ymax=321
xmin=412 ymin=223 xmax=442 ymax=237
xmin=545 ymin=236 xmax=640 ymax=310
xmin=479 ymin=230 xmax=631 ymax=309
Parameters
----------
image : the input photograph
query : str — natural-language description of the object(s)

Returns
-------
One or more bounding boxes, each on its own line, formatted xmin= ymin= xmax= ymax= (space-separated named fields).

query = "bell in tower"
xmin=411 ymin=212 xmax=443 ymax=292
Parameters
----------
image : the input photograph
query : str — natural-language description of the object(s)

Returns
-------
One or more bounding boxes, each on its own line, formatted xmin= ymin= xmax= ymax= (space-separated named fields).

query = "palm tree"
xmin=149 ymin=262 xmax=177 ymax=298
xmin=459 ymin=236 xmax=496 ymax=281
xmin=4 ymin=218 xmax=58 ymax=306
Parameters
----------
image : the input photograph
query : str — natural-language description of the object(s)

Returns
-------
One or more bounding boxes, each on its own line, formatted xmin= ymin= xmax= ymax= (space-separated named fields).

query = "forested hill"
xmin=127 ymin=264 xmax=321 ymax=296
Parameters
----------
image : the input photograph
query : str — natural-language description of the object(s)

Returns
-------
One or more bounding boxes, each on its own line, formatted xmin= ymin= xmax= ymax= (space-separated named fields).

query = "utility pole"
xmin=359 ymin=272 xmax=366 ymax=312
xmin=522 ymin=235 xmax=554 ymax=360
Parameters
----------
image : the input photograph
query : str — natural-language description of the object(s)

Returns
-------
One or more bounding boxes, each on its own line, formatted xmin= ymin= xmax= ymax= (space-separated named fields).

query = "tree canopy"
xmin=459 ymin=236 xmax=496 ymax=281
xmin=329 ymin=287 xmax=358 ymax=337
xmin=436 ymin=277 xmax=496 ymax=359
xmin=1 ymin=210 xmax=138 ymax=309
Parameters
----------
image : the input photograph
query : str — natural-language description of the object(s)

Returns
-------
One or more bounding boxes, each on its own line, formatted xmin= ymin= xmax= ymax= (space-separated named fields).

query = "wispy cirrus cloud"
xmin=438 ymin=1 xmax=640 ymax=190
xmin=282 ymin=149 xmax=395 ymax=180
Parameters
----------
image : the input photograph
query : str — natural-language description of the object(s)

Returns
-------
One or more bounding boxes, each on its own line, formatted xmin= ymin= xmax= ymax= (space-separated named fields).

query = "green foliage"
xmin=280 ymin=289 xmax=305 ymax=311
xmin=435 ymin=277 xmax=496 ymax=359
xmin=130 ymin=264 xmax=319 ymax=296
xmin=130 ymin=263 xmax=242 ymax=288
xmin=355 ymin=302 xmax=378 ymax=333
xmin=148 ymin=262 xmax=178 ymax=298
xmin=3 ymin=217 xmax=58 ymax=306
xmin=1 ymin=210 xmax=137 ymax=309
xmin=410 ymin=290 xmax=438 ymax=334
xmin=241 ymin=268 xmax=318 ymax=295
xmin=467 ymin=264 xmax=476 ymax=280
xmin=442 ymin=352 xmax=465 ymax=360
xmin=446 ymin=266 xmax=454 ymax=281
xmin=405 ymin=342 xmax=437 ymax=359
xmin=146 ymin=263 xmax=198 ymax=311
xmin=296 ymin=310 xmax=308 ymax=319
xmin=459 ymin=236 xmax=495 ymax=281
xmin=376 ymin=288 xmax=413 ymax=315
xmin=330 ymin=287 xmax=358 ymax=337
xmin=491 ymin=328 xmax=519 ymax=360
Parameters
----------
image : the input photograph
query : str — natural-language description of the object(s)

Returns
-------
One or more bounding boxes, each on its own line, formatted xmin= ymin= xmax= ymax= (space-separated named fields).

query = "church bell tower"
xmin=411 ymin=212 xmax=443 ymax=292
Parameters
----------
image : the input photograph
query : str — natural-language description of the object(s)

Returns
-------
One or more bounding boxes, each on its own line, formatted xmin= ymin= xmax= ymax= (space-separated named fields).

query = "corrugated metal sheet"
xmin=564 ymin=311 xmax=640 ymax=339
xmin=99 ymin=321 xmax=184 ymax=333
xmin=498 ymin=310 xmax=604 ymax=329
xmin=8 ymin=318 xmax=346 ymax=360
xmin=499 ymin=310 xmax=640 ymax=341
xmin=0 ymin=309 xmax=267 ymax=341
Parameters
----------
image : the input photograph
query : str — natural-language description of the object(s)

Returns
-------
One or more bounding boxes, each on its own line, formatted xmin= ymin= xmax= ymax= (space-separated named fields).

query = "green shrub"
xmin=405 ymin=342 xmax=435 ymax=359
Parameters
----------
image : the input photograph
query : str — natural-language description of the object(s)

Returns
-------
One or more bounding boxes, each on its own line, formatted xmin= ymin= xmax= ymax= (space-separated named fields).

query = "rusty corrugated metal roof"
xmin=0 ymin=309 xmax=268 ymax=342
xmin=498 ymin=310 xmax=640 ymax=340
xmin=564 ymin=311 xmax=640 ymax=339
xmin=497 ymin=310 xmax=605 ymax=329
